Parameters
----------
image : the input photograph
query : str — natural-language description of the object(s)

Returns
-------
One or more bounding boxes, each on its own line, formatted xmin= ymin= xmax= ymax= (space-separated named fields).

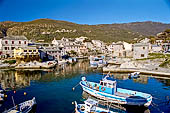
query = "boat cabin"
xmin=99 ymin=79 xmax=117 ymax=94
xmin=84 ymin=99 xmax=98 ymax=112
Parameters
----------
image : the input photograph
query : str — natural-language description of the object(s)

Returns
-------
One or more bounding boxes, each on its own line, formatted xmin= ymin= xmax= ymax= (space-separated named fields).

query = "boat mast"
xmin=12 ymin=96 xmax=16 ymax=107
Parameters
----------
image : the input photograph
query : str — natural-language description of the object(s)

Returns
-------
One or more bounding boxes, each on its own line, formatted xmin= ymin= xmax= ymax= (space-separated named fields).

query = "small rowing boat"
xmin=74 ymin=98 xmax=115 ymax=113
xmin=3 ymin=97 xmax=36 ymax=113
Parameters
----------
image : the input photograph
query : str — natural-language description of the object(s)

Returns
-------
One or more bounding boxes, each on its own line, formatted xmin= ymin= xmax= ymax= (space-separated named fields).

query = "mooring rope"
xmin=151 ymin=102 xmax=164 ymax=113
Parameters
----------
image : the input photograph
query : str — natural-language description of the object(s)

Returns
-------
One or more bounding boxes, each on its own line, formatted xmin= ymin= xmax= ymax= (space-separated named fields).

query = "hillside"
xmin=0 ymin=19 xmax=170 ymax=42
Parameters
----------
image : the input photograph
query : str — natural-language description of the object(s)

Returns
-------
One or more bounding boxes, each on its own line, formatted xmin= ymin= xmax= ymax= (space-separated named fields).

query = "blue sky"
xmin=0 ymin=0 xmax=170 ymax=24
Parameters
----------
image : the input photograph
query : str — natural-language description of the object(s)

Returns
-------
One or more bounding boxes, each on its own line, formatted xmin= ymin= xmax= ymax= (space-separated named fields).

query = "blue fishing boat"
xmin=74 ymin=98 xmax=115 ymax=113
xmin=3 ymin=97 xmax=36 ymax=113
xmin=79 ymin=76 xmax=152 ymax=107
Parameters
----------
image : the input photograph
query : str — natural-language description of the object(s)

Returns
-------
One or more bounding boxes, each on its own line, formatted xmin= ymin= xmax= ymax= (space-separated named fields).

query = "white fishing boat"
xmin=79 ymin=76 xmax=152 ymax=107
xmin=41 ymin=61 xmax=57 ymax=68
xmin=74 ymin=98 xmax=115 ymax=113
xmin=0 ymin=90 xmax=5 ymax=101
xmin=90 ymin=56 xmax=107 ymax=68
xmin=3 ymin=97 xmax=36 ymax=113
xmin=128 ymin=72 xmax=140 ymax=79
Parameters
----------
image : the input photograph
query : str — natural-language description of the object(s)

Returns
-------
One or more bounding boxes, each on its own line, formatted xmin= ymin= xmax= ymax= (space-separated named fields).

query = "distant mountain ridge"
xmin=0 ymin=19 xmax=170 ymax=42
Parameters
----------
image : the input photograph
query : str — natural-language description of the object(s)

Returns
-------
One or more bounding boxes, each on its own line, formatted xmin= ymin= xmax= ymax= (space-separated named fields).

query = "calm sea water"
xmin=0 ymin=60 xmax=169 ymax=113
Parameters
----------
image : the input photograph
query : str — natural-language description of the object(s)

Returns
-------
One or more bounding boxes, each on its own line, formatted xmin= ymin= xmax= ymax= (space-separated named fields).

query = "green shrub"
xmin=3 ymin=60 xmax=16 ymax=64
xmin=159 ymin=59 xmax=170 ymax=67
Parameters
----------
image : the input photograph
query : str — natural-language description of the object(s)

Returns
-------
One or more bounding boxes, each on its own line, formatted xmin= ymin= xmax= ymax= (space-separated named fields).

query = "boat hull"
xmin=80 ymin=81 xmax=152 ymax=107
xmin=3 ymin=97 xmax=36 ymax=113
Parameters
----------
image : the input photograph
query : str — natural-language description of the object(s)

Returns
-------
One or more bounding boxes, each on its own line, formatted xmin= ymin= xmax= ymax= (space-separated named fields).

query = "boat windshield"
xmin=100 ymin=80 xmax=116 ymax=88
xmin=94 ymin=59 xmax=99 ymax=61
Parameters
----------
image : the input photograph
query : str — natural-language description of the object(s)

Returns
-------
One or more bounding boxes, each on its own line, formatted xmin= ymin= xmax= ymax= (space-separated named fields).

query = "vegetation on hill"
xmin=0 ymin=19 xmax=170 ymax=42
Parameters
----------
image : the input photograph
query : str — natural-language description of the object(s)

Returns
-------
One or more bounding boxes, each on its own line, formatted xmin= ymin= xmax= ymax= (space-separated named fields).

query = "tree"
xmin=148 ymin=36 xmax=156 ymax=44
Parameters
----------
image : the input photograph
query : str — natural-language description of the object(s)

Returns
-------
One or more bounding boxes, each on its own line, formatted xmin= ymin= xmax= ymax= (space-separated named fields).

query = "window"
xmin=24 ymin=50 xmax=27 ymax=52
xmin=104 ymin=83 xmax=107 ymax=86
xmin=12 ymin=41 xmax=14 ymax=44
xmin=11 ymin=47 xmax=15 ymax=50
xmin=100 ymin=82 xmax=103 ymax=85
xmin=4 ymin=47 xmax=8 ymax=50
xmin=33 ymin=50 xmax=36 ymax=52
xmin=141 ymin=54 xmax=144 ymax=57
xmin=29 ymin=50 xmax=32 ymax=52
xmin=19 ymin=41 xmax=21 ymax=44
xmin=24 ymin=41 xmax=27 ymax=44
xmin=5 ymin=41 xmax=8 ymax=44
xmin=143 ymin=47 xmax=145 ymax=49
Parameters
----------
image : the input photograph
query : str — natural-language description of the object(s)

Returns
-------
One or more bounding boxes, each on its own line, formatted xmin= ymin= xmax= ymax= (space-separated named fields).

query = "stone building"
xmin=39 ymin=46 xmax=62 ymax=61
xmin=133 ymin=43 xmax=149 ymax=59
xmin=0 ymin=36 xmax=28 ymax=57
xmin=108 ymin=42 xmax=125 ymax=57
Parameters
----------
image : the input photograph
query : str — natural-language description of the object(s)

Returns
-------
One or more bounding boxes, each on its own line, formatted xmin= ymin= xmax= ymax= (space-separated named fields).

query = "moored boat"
xmin=128 ymin=72 xmax=140 ymax=79
xmin=90 ymin=56 xmax=107 ymax=68
xmin=3 ymin=97 xmax=36 ymax=113
xmin=0 ymin=90 xmax=5 ymax=101
xmin=79 ymin=76 xmax=152 ymax=107
xmin=74 ymin=98 xmax=115 ymax=113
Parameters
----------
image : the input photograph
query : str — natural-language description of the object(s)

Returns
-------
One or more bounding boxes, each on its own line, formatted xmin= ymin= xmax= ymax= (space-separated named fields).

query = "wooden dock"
xmin=103 ymin=67 xmax=170 ymax=77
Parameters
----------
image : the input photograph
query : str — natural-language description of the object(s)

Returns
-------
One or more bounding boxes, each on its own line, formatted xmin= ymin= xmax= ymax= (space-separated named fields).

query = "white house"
xmin=133 ymin=43 xmax=149 ymax=59
xmin=108 ymin=42 xmax=125 ymax=57
xmin=92 ymin=40 xmax=104 ymax=48
xmin=123 ymin=42 xmax=132 ymax=51
xmin=83 ymin=42 xmax=93 ymax=50
xmin=52 ymin=38 xmax=74 ymax=47
xmin=0 ymin=35 xmax=28 ymax=57
xmin=64 ymin=45 xmax=88 ymax=55
xmin=156 ymin=39 xmax=163 ymax=45
xmin=75 ymin=36 xmax=88 ymax=42
xmin=151 ymin=45 xmax=162 ymax=53
xmin=140 ymin=38 xmax=150 ymax=43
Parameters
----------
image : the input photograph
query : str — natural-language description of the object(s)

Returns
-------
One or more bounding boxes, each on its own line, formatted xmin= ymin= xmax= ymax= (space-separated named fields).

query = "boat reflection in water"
xmin=106 ymin=73 xmax=148 ymax=84
xmin=82 ymin=91 xmax=150 ymax=113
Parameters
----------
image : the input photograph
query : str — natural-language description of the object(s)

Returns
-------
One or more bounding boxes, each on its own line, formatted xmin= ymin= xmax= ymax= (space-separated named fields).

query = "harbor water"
xmin=0 ymin=60 xmax=169 ymax=113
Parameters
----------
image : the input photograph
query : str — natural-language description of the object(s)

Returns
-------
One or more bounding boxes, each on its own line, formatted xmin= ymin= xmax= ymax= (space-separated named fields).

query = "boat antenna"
xmin=102 ymin=71 xmax=110 ymax=80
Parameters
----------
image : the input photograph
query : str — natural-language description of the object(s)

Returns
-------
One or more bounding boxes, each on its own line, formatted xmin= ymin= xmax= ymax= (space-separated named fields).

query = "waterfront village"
xmin=0 ymin=31 xmax=170 ymax=74
xmin=0 ymin=32 xmax=170 ymax=112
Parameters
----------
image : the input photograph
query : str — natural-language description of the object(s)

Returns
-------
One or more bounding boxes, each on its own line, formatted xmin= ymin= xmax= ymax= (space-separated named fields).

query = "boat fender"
xmin=89 ymin=84 xmax=92 ymax=88
xmin=97 ymin=86 xmax=99 ymax=91
xmin=101 ymin=86 xmax=105 ymax=91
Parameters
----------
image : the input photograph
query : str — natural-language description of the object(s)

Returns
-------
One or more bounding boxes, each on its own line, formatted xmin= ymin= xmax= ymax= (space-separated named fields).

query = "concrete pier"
xmin=103 ymin=67 xmax=170 ymax=77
